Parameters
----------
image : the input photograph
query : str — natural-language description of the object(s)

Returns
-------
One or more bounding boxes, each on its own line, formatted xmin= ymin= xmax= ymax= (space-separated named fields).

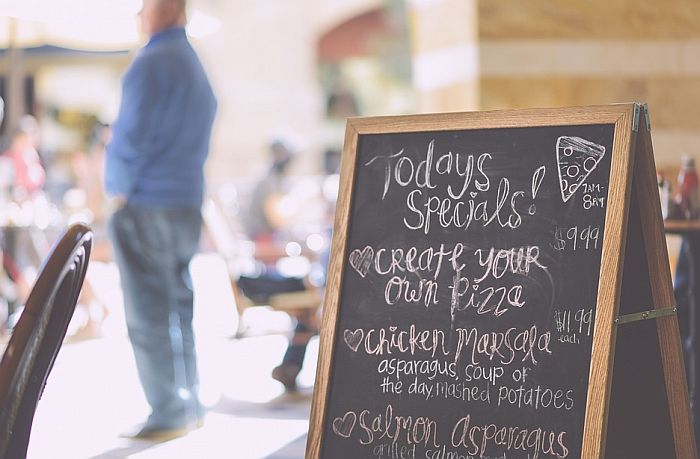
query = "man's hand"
xmin=107 ymin=195 xmax=127 ymax=213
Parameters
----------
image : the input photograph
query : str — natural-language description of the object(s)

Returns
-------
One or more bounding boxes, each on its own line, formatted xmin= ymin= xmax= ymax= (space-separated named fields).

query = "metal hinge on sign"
xmin=643 ymin=103 xmax=651 ymax=131
xmin=615 ymin=306 xmax=677 ymax=325
xmin=632 ymin=103 xmax=642 ymax=132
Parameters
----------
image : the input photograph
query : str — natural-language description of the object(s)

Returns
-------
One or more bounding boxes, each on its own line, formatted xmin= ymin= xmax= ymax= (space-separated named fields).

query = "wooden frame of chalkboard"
xmin=307 ymin=104 xmax=696 ymax=459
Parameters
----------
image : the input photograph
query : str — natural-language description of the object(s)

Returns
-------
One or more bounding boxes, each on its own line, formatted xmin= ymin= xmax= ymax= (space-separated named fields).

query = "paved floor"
xmin=23 ymin=257 xmax=318 ymax=459
xmin=28 ymin=331 xmax=317 ymax=459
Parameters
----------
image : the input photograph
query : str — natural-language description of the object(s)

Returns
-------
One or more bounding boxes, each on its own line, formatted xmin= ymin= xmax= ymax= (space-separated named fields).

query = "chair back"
xmin=0 ymin=223 xmax=92 ymax=459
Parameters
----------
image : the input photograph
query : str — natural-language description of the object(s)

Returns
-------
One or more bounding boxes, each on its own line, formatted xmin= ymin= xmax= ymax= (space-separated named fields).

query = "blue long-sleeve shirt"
xmin=105 ymin=27 xmax=217 ymax=207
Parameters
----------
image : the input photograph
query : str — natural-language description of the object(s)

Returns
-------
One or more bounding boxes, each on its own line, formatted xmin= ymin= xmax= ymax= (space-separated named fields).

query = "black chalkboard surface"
xmin=307 ymin=105 xmax=696 ymax=459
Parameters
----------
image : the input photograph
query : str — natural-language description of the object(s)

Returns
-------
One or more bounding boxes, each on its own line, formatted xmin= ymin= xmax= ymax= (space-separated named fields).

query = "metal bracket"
xmin=615 ymin=306 xmax=677 ymax=325
xmin=632 ymin=103 xmax=642 ymax=132
xmin=642 ymin=103 xmax=651 ymax=131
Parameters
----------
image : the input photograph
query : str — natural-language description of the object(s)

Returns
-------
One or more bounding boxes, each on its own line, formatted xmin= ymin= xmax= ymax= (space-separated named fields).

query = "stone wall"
xmin=409 ymin=0 xmax=700 ymax=169
xmin=195 ymin=0 xmax=383 ymax=182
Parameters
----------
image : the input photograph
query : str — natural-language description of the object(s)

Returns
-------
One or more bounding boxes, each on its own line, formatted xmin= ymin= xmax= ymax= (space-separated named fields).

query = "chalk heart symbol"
xmin=349 ymin=246 xmax=373 ymax=278
xmin=343 ymin=328 xmax=363 ymax=352
xmin=332 ymin=411 xmax=357 ymax=438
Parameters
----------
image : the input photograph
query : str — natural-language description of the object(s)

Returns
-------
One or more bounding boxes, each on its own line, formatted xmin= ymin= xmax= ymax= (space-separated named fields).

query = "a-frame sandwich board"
xmin=306 ymin=103 xmax=697 ymax=458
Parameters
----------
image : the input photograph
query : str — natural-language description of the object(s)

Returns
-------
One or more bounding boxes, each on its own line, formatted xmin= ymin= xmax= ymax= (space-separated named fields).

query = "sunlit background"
xmin=0 ymin=0 xmax=698 ymax=457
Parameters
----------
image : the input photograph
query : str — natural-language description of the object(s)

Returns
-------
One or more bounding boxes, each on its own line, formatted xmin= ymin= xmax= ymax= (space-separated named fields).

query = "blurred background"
xmin=0 ymin=0 xmax=698 ymax=457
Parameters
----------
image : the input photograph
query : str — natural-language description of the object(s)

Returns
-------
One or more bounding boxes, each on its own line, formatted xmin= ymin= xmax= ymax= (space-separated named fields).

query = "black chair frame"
xmin=0 ymin=223 xmax=92 ymax=459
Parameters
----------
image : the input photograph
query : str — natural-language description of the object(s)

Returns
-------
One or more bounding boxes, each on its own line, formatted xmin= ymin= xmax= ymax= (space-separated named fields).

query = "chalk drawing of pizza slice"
xmin=556 ymin=136 xmax=606 ymax=203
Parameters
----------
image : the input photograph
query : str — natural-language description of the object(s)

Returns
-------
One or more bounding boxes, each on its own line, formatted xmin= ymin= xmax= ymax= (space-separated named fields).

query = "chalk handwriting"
xmin=474 ymin=246 xmax=547 ymax=283
xmin=404 ymin=178 xmax=525 ymax=234
xmin=454 ymin=325 xmax=553 ymax=366
xmin=364 ymin=144 xmax=489 ymax=201
xmin=385 ymin=275 xmax=439 ymax=308
xmin=497 ymin=384 xmax=575 ymax=411
xmin=407 ymin=378 xmax=492 ymax=403
xmin=347 ymin=242 xmax=551 ymax=316
xmin=449 ymin=276 xmax=526 ymax=318
xmin=582 ymin=193 xmax=606 ymax=210
xmin=378 ymin=358 xmax=458 ymax=381
xmin=343 ymin=324 xmax=553 ymax=367
xmin=364 ymin=141 xmax=538 ymax=233
xmin=552 ymin=226 xmax=600 ymax=252
xmin=358 ymin=404 xmax=440 ymax=448
xmin=553 ymin=308 xmax=594 ymax=346
xmin=451 ymin=414 xmax=570 ymax=458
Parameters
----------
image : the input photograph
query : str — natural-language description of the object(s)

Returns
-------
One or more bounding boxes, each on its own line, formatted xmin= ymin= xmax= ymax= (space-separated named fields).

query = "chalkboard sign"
xmin=307 ymin=104 xmax=696 ymax=459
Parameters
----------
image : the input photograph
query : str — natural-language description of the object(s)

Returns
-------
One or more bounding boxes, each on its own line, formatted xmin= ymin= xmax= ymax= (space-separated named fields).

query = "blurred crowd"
xmin=0 ymin=0 xmax=363 ymax=443
xmin=0 ymin=84 xmax=358 ymax=390
xmin=0 ymin=100 xmax=111 ymax=338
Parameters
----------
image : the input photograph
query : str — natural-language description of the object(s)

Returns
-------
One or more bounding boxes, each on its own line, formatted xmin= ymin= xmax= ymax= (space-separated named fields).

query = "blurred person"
xmin=0 ymin=114 xmax=47 ymax=328
xmin=271 ymin=307 xmax=319 ymax=392
xmin=238 ymin=136 xmax=321 ymax=392
xmin=322 ymin=87 xmax=358 ymax=175
xmin=243 ymin=136 xmax=301 ymax=243
xmin=105 ymin=0 xmax=217 ymax=441
xmin=1 ymin=115 xmax=45 ymax=203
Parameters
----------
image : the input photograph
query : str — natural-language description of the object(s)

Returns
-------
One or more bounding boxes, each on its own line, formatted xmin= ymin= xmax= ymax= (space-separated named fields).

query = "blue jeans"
xmin=108 ymin=204 xmax=203 ymax=429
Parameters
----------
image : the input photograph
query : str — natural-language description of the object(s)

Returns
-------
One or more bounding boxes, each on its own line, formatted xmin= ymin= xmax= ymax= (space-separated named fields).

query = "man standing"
xmin=105 ymin=0 xmax=217 ymax=441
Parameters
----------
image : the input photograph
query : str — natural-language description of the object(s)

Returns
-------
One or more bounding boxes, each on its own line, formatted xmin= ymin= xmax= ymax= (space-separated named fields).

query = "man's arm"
xmin=104 ymin=56 xmax=160 ymax=200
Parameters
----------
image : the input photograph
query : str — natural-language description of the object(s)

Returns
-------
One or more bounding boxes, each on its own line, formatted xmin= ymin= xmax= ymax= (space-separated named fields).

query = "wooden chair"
xmin=201 ymin=198 xmax=322 ymax=318
xmin=0 ymin=223 xmax=92 ymax=459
